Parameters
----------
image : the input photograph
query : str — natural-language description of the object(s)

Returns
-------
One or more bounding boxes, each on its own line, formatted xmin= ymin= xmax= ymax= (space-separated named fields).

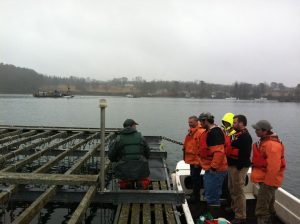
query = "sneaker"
xmin=231 ymin=218 xmax=246 ymax=224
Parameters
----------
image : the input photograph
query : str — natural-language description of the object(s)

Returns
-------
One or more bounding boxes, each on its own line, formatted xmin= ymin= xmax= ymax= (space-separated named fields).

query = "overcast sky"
xmin=1 ymin=0 xmax=300 ymax=86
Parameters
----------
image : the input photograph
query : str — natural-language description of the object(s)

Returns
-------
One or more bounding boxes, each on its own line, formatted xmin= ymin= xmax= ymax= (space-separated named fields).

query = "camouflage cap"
xmin=252 ymin=120 xmax=272 ymax=131
xmin=198 ymin=112 xmax=214 ymax=120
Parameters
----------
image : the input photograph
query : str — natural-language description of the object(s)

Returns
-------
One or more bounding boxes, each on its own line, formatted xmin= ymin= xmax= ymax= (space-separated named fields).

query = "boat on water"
xmin=253 ymin=97 xmax=268 ymax=102
xmin=33 ymin=87 xmax=74 ymax=98
xmin=172 ymin=160 xmax=300 ymax=224
xmin=225 ymin=97 xmax=238 ymax=101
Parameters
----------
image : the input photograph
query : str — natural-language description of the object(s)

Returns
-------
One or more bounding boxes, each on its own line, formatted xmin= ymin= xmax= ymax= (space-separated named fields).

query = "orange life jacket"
xmin=183 ymin=126 xmax=205 ymax=164
xmin=252 ymin=136 xmax=286 ymax=169
xmin=199 ymin=130 xmax=212 ymax=160
xmin=225 ymin=130 xmax=246 ymax=160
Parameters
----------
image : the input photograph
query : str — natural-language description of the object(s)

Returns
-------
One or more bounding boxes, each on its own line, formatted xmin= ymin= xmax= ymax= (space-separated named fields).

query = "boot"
xmin=208 ymin=205 xmax=221 ymax=219
xmin=187 ymin=192 xmax=200 ymax=203
xmin=187 ymin=186 xmax=200 ymax=203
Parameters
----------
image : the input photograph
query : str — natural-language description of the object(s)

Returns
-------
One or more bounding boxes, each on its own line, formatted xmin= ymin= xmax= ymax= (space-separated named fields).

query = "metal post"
xmin=99 ymin=99 xmax=107 ymax=192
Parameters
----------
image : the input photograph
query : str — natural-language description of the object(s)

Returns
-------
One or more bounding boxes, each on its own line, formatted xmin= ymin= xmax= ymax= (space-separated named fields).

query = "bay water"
xmin=0 ymin=95 xmax=299 ymax=222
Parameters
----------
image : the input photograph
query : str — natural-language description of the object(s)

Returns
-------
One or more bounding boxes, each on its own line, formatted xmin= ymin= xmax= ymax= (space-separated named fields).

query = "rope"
xmin=161 ymin=136 xmax=183 ymax=146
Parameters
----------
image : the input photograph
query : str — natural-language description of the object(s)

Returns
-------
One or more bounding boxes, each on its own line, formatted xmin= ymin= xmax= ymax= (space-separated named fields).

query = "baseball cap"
xmin=123 ymin=119 xmax=139 ymax=127
xmin=252 ymin=120 xmax=272 ymax=131
xmin=199 ymin=112 xmax=214 ymax=120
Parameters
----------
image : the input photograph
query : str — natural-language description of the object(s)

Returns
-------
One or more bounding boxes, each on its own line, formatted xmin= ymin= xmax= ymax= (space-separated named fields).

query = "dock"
xmin=0 ymin=125 xmax=185 ymax=224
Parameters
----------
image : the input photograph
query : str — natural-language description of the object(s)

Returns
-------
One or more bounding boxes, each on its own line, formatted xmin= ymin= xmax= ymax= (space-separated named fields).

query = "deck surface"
xmin=114 ymin=181 xmax=178 ymax=224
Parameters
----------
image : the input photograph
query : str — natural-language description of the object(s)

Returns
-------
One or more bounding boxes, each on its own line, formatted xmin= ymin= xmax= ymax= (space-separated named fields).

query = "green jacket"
xmin=108 ymin=127 xmax=150 ymax=179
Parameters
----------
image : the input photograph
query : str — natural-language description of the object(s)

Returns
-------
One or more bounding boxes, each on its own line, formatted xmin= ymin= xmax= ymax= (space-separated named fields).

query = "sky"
xmin=1 ymin=0 xmax=300 ymax=87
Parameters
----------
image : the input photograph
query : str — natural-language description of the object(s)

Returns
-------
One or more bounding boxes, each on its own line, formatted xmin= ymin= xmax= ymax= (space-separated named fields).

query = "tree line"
xmin=1 ymin=63 xmax=300 ymax=102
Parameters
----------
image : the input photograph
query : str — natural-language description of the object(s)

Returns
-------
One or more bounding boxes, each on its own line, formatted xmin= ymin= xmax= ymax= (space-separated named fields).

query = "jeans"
xmin=204 ymin=170 xmax=227 ymax=205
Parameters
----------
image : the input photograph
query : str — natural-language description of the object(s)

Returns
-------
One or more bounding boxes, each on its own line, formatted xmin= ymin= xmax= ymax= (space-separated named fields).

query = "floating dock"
xmin=0 ymin=125 xmax=185 ymax=224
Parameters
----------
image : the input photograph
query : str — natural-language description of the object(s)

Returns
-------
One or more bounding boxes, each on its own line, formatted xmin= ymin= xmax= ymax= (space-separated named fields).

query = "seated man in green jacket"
xmin=108 ymin=119 xmax=151 ymax=189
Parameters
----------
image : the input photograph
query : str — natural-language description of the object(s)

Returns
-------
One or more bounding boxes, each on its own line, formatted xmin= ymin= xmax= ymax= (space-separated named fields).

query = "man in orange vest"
xmin=251 ymin=120 xmax=286 ymax=224
xmin=228 ymin=115 xmax=252 ymax=224
xmin=183 ymin=115 xmax=205 ymax=203
xmin=199 ymin=112 xmax=227 ymax=218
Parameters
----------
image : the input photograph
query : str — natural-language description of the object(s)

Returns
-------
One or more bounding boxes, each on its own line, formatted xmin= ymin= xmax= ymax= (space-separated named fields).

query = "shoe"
xmin=231 ymin=218 xmax=246 ymax=224
xmin=224 ymin=206 xmax=234 ymax=213
xmin=208 ymin=205 xmax=221 ymax=219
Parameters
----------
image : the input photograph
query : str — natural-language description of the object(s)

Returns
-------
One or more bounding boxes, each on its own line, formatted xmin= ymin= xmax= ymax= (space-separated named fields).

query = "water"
xmin=0 ymin=95 xmax=299 ymax=198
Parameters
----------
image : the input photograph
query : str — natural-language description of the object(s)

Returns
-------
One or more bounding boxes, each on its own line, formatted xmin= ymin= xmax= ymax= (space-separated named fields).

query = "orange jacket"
xmin=251 ymin=134 xmax=286 ymax=187
xmin=199 ymin=127 xmax=228 ymax=171
xmin=183 ymin=126 xmax=205 ymax=165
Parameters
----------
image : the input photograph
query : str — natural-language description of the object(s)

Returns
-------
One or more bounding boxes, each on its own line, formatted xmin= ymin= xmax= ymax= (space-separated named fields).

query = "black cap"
xmin=123 ymin=119 xmax=138 ymax=127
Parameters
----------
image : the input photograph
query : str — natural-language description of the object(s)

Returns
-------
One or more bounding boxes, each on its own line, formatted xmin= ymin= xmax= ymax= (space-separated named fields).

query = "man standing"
xmin=183 ymin=116 xmax=205 ymax=203
xmin=251 ymin=120 xmax=286 ymax=224
xmin=221 ymin=112 xmax=236 ymax=210
xmin=227 ymin=115 xmax=252 ymax=224
xmin=199 ymin=112 xmax=227 ymax=218
xmin=108 ymin=119 xmax=151 ymax=189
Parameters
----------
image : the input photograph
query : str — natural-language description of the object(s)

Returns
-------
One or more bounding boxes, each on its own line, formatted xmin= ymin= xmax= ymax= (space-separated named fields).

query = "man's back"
xmin=108 ymin=126 xmax=150 ymax=180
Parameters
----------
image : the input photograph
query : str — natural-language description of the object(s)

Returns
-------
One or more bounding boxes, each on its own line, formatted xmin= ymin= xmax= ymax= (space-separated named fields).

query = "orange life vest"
xmin=183 ymin=126 xmax=205 ymax=164
xmin=225 ymin=130 xmax=246 ymax=160
xmin=252 ymin=136 xmax=286 ymax=169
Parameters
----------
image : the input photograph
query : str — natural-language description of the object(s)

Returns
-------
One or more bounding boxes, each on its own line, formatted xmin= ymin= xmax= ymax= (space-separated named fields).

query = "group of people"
xmin=183 ymin=112 xmax=286 ymax=224
xmin=107 ymin=115 xmax=286 ymax=224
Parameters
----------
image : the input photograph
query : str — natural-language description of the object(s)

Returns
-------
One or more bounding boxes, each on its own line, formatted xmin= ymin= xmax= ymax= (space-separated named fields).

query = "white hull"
xmin=173 ymin=160 xmax=300 ymax=224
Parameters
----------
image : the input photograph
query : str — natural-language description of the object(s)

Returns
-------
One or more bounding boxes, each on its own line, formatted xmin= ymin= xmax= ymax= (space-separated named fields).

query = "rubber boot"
xmin=208 ymin=205 xmax=221 ymax=219
xmin=187 ymin=186 xmax=200 ymax=203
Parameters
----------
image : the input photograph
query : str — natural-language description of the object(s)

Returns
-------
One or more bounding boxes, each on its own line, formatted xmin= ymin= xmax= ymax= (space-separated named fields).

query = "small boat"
xmin=225 ymin=97 xmax=238 ymax=100
xmin=172 ymin=160 xmax=300 ymax=224
xmin=253 ymin=97 xmax=268 ymax=102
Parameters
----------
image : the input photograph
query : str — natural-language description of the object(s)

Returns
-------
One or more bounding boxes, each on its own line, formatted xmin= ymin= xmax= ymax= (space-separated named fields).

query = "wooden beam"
xmin=0 ymin=172 xmax=98 ymax=186
xmin=0 ymin=130 xmax=53 ymax=159
xmin=0 ymin=125 xmax=120 ymax=134
xmin=12 ymin=185 xmax=57 ymax=224
xmin=8 ymin=133 xmax=112 ymax=224
xmin=0 ymin=129 xmax=22 ymax=139
xmin=153 ymin=182 xmax=164 ymax=224
xmin=0 ymin=132 xmax=105 ymax=204
xmin=67 ymin=185 xmax=97 ymax=224
xmin=160 ymin=181 xmax=176 ymax=224
xmin=0 ymin=130 xmax=36 ymax=144
xmin=34 ymin=132 xmax=98 ymax=173
xmin=0 ymin=129 xmax=8 ymax=135
xmin=0 ymin=131 xmax=53 ymax=163
xmin=0 ymin=132 xmax=66 ymax=204
xmin=2 ymin=131 xmax=80 ymax=172
xmin=65 ymin=138 xmax=105 ymax=175
xmin=142 ymin=203 xmax=151 ymax=224
xmin=131 ymin=203 xmax=140 ymax=224
xmin=118 ymin=204 xmax=130 ymax=224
